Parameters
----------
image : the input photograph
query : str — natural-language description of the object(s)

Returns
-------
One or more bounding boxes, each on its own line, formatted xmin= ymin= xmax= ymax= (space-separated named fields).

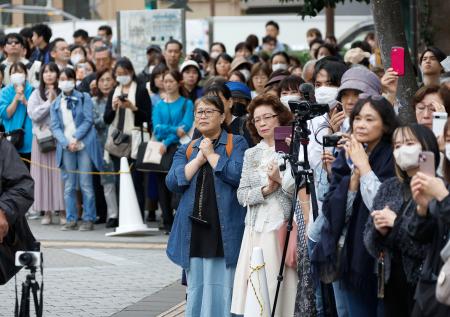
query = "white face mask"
xmin=280 ymin=95 xmax=300 ymax=109
xmin=70 ymin=54 xmax=83 ymax=66
xmin=11 ymin=73 xmax=26 ymax=86
xmin=210 ymin=51 xmax=220 ymax=59
xmin=59 ymin=80 xmax=75 ymax=93
xmin=272 ymin=63 xmax=288 ymax=72
xmin=116 ymin=75 xmax=132 ymax=86
xmin=239 ymin=69 xmax=250 ymax=82
xmin=393 ymin=144 xmax=422 ymax=171
xmin=315 ymin=86 xmax=338 ymax=105
xmin=445 ymin=143 xmax=450 ymax=161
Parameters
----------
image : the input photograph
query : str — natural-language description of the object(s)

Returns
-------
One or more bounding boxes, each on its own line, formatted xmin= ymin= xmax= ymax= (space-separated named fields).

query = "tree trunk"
xmin=371 ymin=0 xmax=418 ymax=124
xmin=429 ymin=0 xmax=450 ymax=54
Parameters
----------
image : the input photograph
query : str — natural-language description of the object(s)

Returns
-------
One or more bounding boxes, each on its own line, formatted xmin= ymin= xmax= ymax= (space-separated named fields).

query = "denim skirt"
xmin=185 ymin=257 xmax=236 ymax=317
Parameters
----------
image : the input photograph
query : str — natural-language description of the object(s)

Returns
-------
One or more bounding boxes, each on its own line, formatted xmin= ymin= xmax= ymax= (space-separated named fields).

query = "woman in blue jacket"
xmin=166 ymin=95 xmax=248 ymax=317
xmin=152 ymin=69 xmax=194 ymax=233
xmin=50 ymin=68 xmax=102 ymax=231
xmin=0 ymin=62 xmax=34 ymax=165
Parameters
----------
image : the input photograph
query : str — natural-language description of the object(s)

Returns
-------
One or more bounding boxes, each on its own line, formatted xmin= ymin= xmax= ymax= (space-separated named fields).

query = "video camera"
xmin=288 ymin=83 xmax=329 ymax=121
xmin=15 ymin=251 xmax=42 ymax=268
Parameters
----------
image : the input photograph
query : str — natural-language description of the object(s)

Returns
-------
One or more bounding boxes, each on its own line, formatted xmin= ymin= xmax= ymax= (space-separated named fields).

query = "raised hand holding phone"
xmin=391 ymin=47 xmax=405 ymax=76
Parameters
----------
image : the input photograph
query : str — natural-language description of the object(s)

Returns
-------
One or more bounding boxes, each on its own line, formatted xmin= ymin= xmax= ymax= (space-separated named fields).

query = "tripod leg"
xmin=19 ymin=281 xmax=30 ymax=317
xmin=31 ymin=282 xmax=40 ymax=317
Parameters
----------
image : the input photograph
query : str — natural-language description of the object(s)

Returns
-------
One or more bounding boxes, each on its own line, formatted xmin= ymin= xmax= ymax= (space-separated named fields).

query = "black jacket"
xmin=408 ymin=192 xmax=450 ymax=317
xmin=103 ymin=82 xmax=152 ymax=129
xmin=364 ymin=177 xmax=427 ymax=284
xmin=0 ymin=137 xmax=34 ymax=226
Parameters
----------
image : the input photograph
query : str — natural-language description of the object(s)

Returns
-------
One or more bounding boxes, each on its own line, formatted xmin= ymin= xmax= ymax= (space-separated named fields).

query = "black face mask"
xmin=232 ymin=102 xmax=247 ymax=117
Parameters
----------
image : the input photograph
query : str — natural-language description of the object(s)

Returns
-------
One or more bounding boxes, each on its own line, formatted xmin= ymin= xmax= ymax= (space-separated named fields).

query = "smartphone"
xmin=274 ymin=126 xmax=292 ymax=154
xmin=323 ymin=134 xmax=342 ymax=147
xmin=391 ymin=47 xmax=405 ymax=76
xmin=118 ymin=94 xmax=128 ymax=101
xmin=419 ymin=151 xmax=435 ymax=176
xmin=432 ymin=112 xmax=448 ymax=137
xmin=335 ymin=102 xmax=343 ymax=112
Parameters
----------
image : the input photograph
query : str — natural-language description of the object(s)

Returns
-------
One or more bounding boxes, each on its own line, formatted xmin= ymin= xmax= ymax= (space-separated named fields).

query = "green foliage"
xmin=288 ymin=50 xmax=312 ymax=66
xmin=278 ymin=0 xmax=370 ymax=18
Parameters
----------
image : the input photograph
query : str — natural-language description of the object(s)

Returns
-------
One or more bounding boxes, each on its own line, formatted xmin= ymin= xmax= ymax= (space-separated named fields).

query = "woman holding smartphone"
xmin=231 ymin=94 xmax=298 ymax=317
xmin=408 ymin=119 xmax=450 ymax=317
xmin=364 ymin=124 xmax=439 ymax=316
xmin=311 ymin=95 xmax=398 ymax=316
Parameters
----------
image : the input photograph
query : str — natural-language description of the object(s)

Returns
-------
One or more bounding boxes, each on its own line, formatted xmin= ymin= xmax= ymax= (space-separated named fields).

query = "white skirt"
xmin=231 ymin=226 xmax=298 ymax=317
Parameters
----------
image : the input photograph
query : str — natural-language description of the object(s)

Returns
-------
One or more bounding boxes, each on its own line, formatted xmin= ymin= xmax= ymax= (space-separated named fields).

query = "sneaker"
xmin=61 ymin=221 xmax=78 ymax=231
xmin=40 ymin=212 xmax=52 ymax=225
xmin=27 ymin=210 xmax=40 ymax=220
xmin=59 ymin=211 xmax=67 ymax=225
xmin=79 ymin=221 xmax=94 ymax=231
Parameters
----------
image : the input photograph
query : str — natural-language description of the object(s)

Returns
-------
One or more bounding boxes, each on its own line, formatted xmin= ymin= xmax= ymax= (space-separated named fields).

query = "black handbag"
xmin=5 ymin=111 xmax=27 ymax=150
xmin=105 ymin=107 xmax=131 ymax=158
xmin=0 ymin=215 xmax=37 ymax=285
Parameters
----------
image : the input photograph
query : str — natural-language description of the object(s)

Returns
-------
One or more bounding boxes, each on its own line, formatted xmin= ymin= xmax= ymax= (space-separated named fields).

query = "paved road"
xmin=0 ymin=218 xmax=183 ymax=317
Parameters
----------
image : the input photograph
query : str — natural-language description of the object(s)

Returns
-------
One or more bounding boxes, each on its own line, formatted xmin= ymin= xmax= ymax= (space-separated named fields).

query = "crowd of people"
xmin=0 ymin=18 xmax=449 ymax=317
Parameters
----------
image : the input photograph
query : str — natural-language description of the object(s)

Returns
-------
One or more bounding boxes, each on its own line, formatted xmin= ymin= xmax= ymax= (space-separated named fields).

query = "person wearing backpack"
xmin=166 ymin=95 xmax=248 ymax=317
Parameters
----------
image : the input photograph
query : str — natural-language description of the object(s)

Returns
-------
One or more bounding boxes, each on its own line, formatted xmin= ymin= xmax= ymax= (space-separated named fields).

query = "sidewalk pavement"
xmin=0 ymin=218 xmax=186 ymax=317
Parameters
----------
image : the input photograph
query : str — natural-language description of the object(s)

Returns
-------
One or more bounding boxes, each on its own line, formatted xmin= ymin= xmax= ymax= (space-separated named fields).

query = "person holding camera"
xmin=364 ymin=124 xmax=438 ymax=316
xmin=231 ymin=94 xmax=297 ymax=317
xmin=50 ymin=68 xmax=103 ymax=231
xmin=104 ymin=57 xmax=151 ymax=219
xmin=407 ymin=119 xmax=450 ymax=317
xmin=28 ymin=62 xmax=65 ymax=226
xmin=165 ymin=95 xmax=247 ymax=316
xmin=311 ymin=95 xmax=398 ymax=316
xmin=0 ymin=62 xmax=34 ymax=165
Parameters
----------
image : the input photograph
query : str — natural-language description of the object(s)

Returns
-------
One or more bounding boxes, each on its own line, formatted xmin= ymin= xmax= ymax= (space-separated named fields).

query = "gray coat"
xmin=364 ymin=177 xmax=427 ymax=284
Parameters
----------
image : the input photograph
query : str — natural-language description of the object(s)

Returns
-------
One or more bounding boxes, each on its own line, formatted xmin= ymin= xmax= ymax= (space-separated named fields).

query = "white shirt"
xmin=60 ymin=96 xmax=76 ymax=145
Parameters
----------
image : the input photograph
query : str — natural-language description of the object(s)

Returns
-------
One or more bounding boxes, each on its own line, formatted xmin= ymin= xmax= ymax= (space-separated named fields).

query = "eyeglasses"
xmin=194 ymin=109 xmax=221 ymax=118
xmin=252 ymin=114 xmax=278 ymax=124
xmin=6 ymin=40 xmax=20 ymax=45
xmin=415 ymin=104 xmax=436 ymax=113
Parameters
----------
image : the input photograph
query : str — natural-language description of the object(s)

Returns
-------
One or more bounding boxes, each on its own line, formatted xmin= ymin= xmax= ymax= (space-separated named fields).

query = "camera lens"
xmin=18 ymin=253 xmax=33 ymax=266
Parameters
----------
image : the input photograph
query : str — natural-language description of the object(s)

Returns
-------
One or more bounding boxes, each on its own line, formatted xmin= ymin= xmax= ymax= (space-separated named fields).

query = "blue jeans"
xmin=333 ymin=281 xmax=350 ymax=317
xmin=307 ymin=238 xmax=325 ymax=317
xmin=62 ymin=149 xmax=96 ymax=222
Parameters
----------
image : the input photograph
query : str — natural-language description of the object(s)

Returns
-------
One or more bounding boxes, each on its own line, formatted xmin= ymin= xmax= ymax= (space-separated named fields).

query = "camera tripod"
xmin=272 ymin=117 xmax=336 ymax=317
xmin=15 ymin=266 xmax=43 ymax=317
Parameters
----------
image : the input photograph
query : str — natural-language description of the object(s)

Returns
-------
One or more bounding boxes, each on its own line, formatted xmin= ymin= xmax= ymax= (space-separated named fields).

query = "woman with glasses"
xmin=166 ymin=95 xmax=248 ymax=317
xmin=231 ymin=94 xmax=297 ymax=317
xmin=311 ymin=95 xmax=398 ymax=316
xmin=412 ymin=85 xmax=445 ymax=130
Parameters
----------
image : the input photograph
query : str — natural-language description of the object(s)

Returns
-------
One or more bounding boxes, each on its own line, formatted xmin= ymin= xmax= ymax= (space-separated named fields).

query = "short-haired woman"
xmin=231 ymin=94 xmax=298 ymax=316
xmin=166 ymin=95 xmax=248 ymax=316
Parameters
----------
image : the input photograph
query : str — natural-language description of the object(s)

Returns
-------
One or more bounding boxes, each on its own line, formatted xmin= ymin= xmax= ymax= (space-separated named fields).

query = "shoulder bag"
xmin=105 ymin=107 xmax=131 ymax=158
xmin=135 ymin=98 xmax=187 ymax=173
xmin=5 ymin=110 xmax=27 ymax=150
xmin=35 ymin=125 xmax=56 ymax=153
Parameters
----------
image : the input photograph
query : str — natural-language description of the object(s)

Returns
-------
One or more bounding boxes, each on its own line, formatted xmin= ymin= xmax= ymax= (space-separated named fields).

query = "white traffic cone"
xmin=244 ymin=247 xmax=271 ymax=317
xmin=106 ymin=157 xmax=157 ymax=236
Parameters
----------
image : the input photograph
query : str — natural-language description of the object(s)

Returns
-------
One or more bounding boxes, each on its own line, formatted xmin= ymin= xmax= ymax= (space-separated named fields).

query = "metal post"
xmin=210 ymin=0 xmax=215 ymax=17
xmin=410 ymin=0 xmax=418 ymax=69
